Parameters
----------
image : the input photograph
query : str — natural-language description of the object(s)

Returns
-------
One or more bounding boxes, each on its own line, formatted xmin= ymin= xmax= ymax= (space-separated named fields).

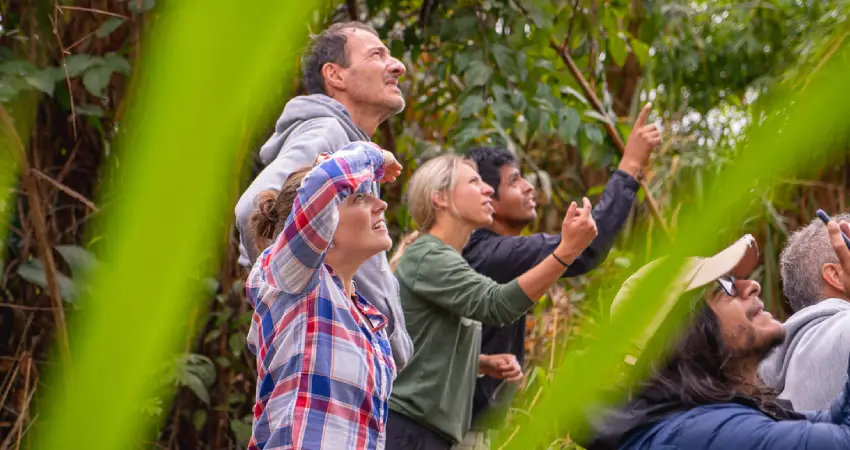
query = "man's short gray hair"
xmin=780 ymin=213 xmax=850 ymax=312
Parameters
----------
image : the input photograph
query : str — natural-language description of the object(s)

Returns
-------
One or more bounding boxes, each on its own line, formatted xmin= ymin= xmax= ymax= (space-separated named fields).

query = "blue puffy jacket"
xmin=585 ymin=371 xmax=850 ymax=450
xmin=622 ymin=399 xmax=850 ymax=449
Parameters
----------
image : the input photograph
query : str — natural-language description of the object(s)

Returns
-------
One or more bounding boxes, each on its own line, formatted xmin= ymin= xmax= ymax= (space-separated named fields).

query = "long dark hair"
xmin=642 ymin=303 xmax=788 ymax=418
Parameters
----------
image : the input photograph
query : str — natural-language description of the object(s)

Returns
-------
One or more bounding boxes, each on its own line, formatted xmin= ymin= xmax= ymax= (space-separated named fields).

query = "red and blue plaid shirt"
xmin=246 ymin=143 xmax=396 ymax=450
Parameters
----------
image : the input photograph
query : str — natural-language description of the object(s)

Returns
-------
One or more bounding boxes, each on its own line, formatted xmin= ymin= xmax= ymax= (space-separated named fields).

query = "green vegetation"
xmin=1 ymin=0 xmax=849 ymax=448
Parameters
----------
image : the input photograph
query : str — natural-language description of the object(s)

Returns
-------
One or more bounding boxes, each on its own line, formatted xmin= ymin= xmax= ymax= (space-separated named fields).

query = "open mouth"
xmin=483 ymin=199 xmax=494 ymax=213
xmin=523 ymin=195 xmax=536 ymax=209
xmin=385 ymin=78 xmax=402 ymax=92
xmin=748 ymin=302 xmax=770 ymax=320
xmin=372 ymin=219 xmax=387 ymax=231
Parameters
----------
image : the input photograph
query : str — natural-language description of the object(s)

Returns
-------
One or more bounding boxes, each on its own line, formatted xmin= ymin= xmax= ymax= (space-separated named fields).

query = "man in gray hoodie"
xmin=759 ymin=213 xmax=850 ymax=410
xmin=234 ymin=21 xmax=414 ymax=370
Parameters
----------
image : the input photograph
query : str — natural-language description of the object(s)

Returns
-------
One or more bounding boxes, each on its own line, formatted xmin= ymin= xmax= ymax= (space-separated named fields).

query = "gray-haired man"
xmin=234 ymin=21 xmax=413 ymax=370
xmin=759 ymin=213 xmax=850 ymax=410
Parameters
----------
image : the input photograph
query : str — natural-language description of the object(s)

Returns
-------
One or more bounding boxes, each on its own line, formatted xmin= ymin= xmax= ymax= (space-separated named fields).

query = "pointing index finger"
xmin=635 ymin=103 xmax=652 ymax=128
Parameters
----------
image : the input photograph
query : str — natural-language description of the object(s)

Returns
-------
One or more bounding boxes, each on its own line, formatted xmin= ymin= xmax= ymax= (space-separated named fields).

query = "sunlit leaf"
xmin=631 ymin=38 xmax=651 ymax=66
xmin=609 ymin=35 xmax=628 ymax=67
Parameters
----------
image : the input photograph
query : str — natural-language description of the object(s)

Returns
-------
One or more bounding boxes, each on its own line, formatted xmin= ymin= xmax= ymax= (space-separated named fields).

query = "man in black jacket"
xmin=459 ymin=103 xmax=662 ymax=449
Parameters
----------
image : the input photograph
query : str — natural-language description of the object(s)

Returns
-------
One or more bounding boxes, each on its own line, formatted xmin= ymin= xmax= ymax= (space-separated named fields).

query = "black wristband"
xmin=552 ymin=253 xmax=570 ymax=268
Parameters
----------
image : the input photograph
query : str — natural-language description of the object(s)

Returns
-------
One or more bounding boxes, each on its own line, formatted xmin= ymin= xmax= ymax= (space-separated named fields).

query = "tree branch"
xmin=549 ymin=39 xmax=670 ymax=236
xmin=0 ymin=105 xmax=71 ymax=364
xmin=30 ymin=168 xmax=99 ymax=213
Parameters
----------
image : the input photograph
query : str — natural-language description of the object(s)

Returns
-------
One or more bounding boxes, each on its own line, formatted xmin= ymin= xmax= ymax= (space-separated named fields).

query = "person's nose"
xmin=387 ymin=56 xmax=406 ymax=78
xmin=521 ymin=177 xmax=535 ymax=196
xmin=737 ymin=279 xmax=761 ymax=300
xmin=482 ymin=183 xmax=494 ymax=197
xmin=374 ymin=198 xmax=388 ymax=215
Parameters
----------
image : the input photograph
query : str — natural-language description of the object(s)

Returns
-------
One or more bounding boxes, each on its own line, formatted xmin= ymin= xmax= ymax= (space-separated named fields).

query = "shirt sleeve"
xmin=472 ymin=170 xmax=638 ymax=281
xmin=258 ymin=142 xmax=385 ymax=294
xmin=410 ymin=244 xmax=533 ymax=325
xmin=235 ymin=119 xmax=348 ymax=267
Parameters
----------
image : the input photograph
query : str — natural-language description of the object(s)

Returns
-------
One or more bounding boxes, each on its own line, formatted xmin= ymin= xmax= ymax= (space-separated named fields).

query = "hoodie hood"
xmin=258 ymin=94 xmax=369 ymax=165
xmin=759 ymin=298 xmax=850 ymax=408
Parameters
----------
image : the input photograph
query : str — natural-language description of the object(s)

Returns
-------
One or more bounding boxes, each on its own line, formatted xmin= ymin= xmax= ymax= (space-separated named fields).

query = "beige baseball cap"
xmin=611 ymin=234 xmax=759 ymax=358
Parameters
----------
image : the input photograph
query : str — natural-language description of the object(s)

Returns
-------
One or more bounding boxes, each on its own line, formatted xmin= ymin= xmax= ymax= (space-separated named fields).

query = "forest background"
xmin=1 ymin=0 xmax=849 ymax=448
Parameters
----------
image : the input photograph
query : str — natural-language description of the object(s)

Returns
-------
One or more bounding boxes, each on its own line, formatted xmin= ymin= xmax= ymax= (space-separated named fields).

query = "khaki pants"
xmin=451 ymin=430 xmax=490 ymax=450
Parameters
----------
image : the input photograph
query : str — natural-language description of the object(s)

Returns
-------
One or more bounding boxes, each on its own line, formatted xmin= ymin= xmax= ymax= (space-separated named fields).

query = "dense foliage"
xmin=1 ymin=0 xmax=848 ymax=448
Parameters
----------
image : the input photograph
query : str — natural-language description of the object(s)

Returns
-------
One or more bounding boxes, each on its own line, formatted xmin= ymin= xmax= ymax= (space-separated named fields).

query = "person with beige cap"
xmin=584 ymin=223 xmax=850 ymax=450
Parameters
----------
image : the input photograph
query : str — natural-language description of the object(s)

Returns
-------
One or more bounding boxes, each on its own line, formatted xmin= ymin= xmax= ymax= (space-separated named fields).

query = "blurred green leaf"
xmin=558 ymin=106 xmax=581 ymax=142
xmin=491 ymin=44 xmax=520 ymax=76
xmin=609 ymin=35 xmax=628 ymax=67
xmin=464 ymin=61 xmax=493 ymax=88
xmin=75 ymin=104 xmax=105 ymax=117
xmin=32 ymin=0 xmax=321 ymax=448
xmin=193 ymin=410 xmax=207 ymax=431
xmin=128 ymin=0 xmax=156 ymax=14
xmin=459 ymin=95 xmax=487 ymax=118
xmin=584 ymin=125 xmax=604 ymax=145
xmin=54 ymin=245 xmax=100 ymax=278
xmin=82 ymin=66 xmax=112 ymax=97
xmin=64 ymin=54 xmax=97 ymax=77
xmin=17 ymin=259 xmax=77 ymax=301
xmin=103 ymin=53 xmax=131 ymax=76
xmin=96 ymin=18 xmax=125 ymax=38
xmin=631 ymin=38 xmax=651 ymax=66
xmin=228 ymin=333 xmax=245 ymax=356
xmin=25 ymin=69 xmax=57 ymax=96
xmin=230 ymin=418 xmax=253 ymax=444
xmin=184 ymin=373 xmax=210 ymax=404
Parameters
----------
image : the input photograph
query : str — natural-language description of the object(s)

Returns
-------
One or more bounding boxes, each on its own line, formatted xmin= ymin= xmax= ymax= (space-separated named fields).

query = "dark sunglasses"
xmin=716 ymin=274 xmax=738 ymax=297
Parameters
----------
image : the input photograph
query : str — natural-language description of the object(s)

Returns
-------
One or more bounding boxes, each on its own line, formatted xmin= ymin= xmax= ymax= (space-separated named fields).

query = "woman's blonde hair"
xmin=389 ymin=154 xmax=476 ymax=270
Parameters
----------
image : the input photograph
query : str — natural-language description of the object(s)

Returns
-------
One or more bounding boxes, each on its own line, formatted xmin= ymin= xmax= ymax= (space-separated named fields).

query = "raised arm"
xmin=405 ymin=199 xmax=598 ymax=325
xmin=472 ymin=170 xmax=637 ymax=281
xmin=235 ymin=119 xmax=351 ymax=267
xmin=259 ymin=142 xmax=386 ymax=294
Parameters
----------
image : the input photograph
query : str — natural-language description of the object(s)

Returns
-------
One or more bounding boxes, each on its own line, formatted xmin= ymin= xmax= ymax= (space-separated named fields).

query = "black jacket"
xmin=462 ymin=169 xmax=639 ymax=429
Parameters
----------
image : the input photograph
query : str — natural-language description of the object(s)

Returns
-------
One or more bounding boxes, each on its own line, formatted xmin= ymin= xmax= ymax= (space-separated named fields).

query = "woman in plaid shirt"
xmin=245 ymin=142 xmax=403 ymax=450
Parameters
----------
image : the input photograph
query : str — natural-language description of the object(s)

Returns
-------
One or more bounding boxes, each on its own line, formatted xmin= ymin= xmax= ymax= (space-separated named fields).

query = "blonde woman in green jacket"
xmin=386 ymin=154 xmax=598 ymax=450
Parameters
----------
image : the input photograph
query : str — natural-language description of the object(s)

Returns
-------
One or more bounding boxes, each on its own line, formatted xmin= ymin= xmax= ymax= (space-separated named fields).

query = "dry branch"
xmin=31 ymin=168 xmax=99 ymax=212
xmin=0 ymin=105 xmax=71 ymax=364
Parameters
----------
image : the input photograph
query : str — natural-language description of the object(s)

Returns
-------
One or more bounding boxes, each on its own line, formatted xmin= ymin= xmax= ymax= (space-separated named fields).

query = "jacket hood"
xmin=582 ymin=382 xmax=803 ymax=450
xmin=580 ymin=386 xmax=689 ymax=450
xmin=759 ymin=298 xmax=850 ymax=393
xmin=258 ymin=94 xmax=369 ymax=164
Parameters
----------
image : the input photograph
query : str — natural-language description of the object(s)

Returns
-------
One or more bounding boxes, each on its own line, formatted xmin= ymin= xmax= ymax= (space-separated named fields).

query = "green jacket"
xmin=389 ymin=234 xmax=533 ymax=443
